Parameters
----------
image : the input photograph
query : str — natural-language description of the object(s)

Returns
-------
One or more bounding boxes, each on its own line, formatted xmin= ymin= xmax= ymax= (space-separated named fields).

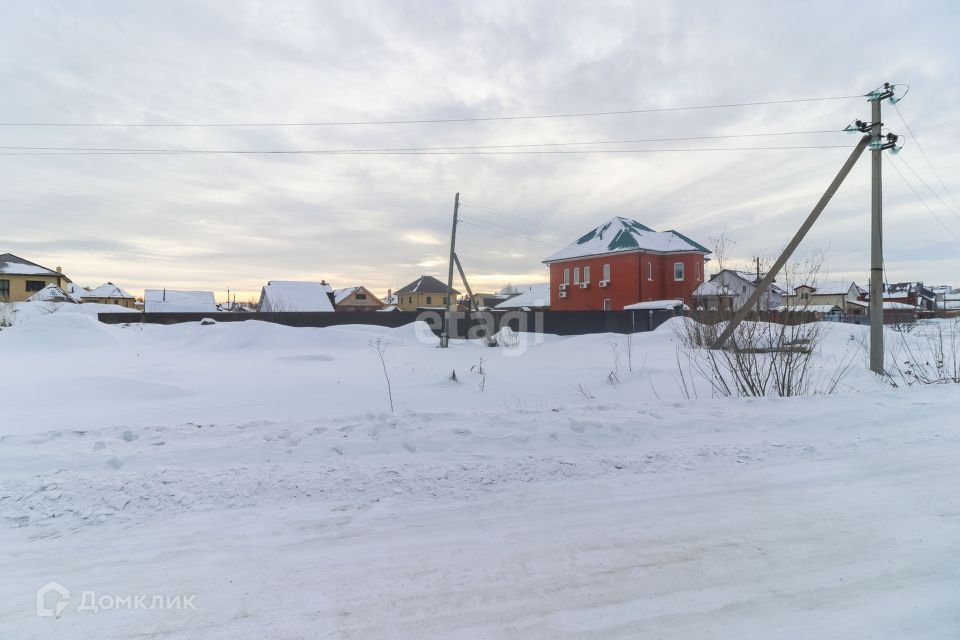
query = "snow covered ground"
xmin=2 ymin=314 xmax=960 ymax=638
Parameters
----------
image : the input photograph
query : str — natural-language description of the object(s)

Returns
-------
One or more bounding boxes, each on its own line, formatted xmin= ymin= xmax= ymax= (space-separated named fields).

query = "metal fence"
xmin=97 ymin=309 xmax=680 ymax=337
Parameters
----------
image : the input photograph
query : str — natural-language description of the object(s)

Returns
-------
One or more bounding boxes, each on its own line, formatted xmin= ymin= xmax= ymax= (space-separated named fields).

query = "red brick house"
xmin=543 ymin=217 xmax=710 ymax=311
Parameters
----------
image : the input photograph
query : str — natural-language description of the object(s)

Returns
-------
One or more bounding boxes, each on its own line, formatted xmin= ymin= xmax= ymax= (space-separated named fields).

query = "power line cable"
xmin=459 ymin=201 xmax=579 ymax=235
xmin=895 ymin=151 xmax=960 ymax=225
xmin=0 ymin=144 xmax=857 ymax=157
xmin=0 ymin=95 xmax=864 ymax=128
xmin=887 ymin=156 xmax=960 ymax=243
xmin=892 ymin=102 xmax=960 ymax=214
xmin=458 ymin=218 xmax=563 ymax=247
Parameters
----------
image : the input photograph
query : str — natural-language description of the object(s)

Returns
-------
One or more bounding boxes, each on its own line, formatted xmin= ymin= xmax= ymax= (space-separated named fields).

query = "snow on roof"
xmin=259 ymin=281 xmax=334 ymax=312
xmin=494 ymin=283 xmax=550 ymax=309
xmin=333 ymin=287 xmax=359 ymax=304
xmin=883 ymin=301 xmax=920 ymax=310
xmin=716 ymin=269 xmax=788 ymax=295
xmin=86 ymin=282 xmax=134 ymax=299
xmin=793 ymin=281 xmax=861 ymax=296
xmin=144 ymin=289 xmax=217 ymax=313
xmin=694 ymin=281 xmax=736 ymax=297
xmin=67 ymin=283 xmax=90 ymax=299
xmin=0 ymin=253 xmax=61 ymax=276
xmin=624 ymin=299 xmax=688 ymax=311
xmin=25 ymin=284 xmax=80 ymax=303
xmin=544 ymin=217 xmax=710 ymax=263
xmin=776 ymin=304 xmax=842 ymax=313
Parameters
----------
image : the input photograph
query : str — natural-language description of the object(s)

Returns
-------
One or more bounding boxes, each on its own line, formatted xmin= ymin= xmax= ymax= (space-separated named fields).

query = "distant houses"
xmin=494 ymin=284 xmax=550 ymax=311
xmin=83 ymin=283 xmax=137 ymax=308
xmin=1 ymin=253 xmax=72 ymax=302
xmin=783 ymin=281 xmax=868 ymax=316
xmin=26 ymin=283 xmax=81 ymax=304
xmin=695 ymin=269 xmax=786 ymax=311
xmin=394 ymin=275 xmax=459 ymax=311
xmin=334 ymin=286 xmax=384 ymax=312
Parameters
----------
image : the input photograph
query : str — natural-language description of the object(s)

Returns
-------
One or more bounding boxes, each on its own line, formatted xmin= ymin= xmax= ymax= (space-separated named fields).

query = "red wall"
xmin=548 ymin=252 xmax=705 ymax=310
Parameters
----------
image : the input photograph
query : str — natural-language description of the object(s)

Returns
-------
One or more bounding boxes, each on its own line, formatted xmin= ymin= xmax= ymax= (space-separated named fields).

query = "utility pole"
xmin=441 ymin=192 xmax=460 ymax=348
xmin=867 ymin=84 xmax=895 ymax=375
xmin=714 ymin=83 xmax=901 ymax=363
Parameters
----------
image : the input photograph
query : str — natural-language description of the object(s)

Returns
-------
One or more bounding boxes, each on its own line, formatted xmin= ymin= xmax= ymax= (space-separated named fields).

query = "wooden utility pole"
xmin=441 ymin=192 xmax=460 ymax=348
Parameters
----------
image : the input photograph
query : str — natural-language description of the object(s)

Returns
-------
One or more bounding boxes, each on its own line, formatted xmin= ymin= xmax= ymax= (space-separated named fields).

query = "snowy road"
xmin=4 ymin=386 xmax=960 ymax=638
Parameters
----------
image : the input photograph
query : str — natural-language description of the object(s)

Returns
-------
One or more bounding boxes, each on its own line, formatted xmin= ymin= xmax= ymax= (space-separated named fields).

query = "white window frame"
xmin=603 ymin=298 xmax=612 ymax=311
xmin=563 ymin=268 xmax=570 ymax=285
xmin=583 ymin=266 xmax=591 ymax=284
xmin=573 ymin=267 xmax=580 ymax=284
xmin=647 ymin=261 xmax=653 ymax=281
xmin=674 ymin=262 xmax=685 ymax=281
xmin=695 ymin=262 xmax=701 ymax=281
xmin=603 ymin=263 xmax=611 ymax=282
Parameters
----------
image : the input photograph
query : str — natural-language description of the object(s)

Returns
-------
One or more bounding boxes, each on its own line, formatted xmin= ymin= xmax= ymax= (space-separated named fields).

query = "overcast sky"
xmin=1 ymin=0 xmax=958 ymax=300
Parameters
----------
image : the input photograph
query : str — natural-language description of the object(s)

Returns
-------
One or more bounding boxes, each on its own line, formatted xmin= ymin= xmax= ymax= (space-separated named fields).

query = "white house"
xmin=494 ymin=283 xmax=550 ymax=311
xmin=705 ymin=269 xmax=786 ymax=310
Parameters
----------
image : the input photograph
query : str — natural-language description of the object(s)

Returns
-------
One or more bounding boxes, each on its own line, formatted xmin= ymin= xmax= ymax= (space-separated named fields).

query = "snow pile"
xmin=2 ymin=317 xmax=959 ymax=638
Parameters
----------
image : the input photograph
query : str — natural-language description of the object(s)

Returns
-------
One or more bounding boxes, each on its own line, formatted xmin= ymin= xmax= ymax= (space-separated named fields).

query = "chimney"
xmin=56 ymin=266 xmax=62 ymax=273
xmin=387 ymin=288 xmax=392 ymax=299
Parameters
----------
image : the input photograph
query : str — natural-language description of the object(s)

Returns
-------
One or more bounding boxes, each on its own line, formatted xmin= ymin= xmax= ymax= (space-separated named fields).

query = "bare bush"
xmin=885 ymin=319 xmax=960 ymax=385
xmin=674 ymin=316 xmax=855 ymax=398
xmin=370 ymin=338 xmax=394 ymax=412
xmin=0 ymin=300 xmax=13 ymax=328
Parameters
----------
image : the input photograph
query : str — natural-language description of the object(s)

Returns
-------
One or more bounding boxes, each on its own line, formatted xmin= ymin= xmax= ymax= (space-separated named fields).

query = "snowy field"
xmin=2 ymin=312 xmax=960 ymax=638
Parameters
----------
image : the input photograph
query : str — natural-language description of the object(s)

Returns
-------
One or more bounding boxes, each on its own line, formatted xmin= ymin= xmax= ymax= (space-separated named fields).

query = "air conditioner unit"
xmin=559 ymin=283 xmax=568 ymax=291
xmin=580 ymin=282 xmax=590 ymax=289
xmin=598 ymin=280 xmax=609 ymax=288
xmin=558 ymin=291 xmax=568 ymax=299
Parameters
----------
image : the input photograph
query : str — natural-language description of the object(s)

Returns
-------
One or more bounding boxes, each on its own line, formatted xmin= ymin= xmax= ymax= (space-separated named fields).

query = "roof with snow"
xmin=776 ymin=304 xmax=842 ymax=313
xmin=623 ymin=299 xmax=689 ymax=311
xmin=544 ymin=217 xmax=710 ymax=263
xmin=334 ymin=287 xmax=359 ymax=304
xmin=395 ymin=275 xmax=459 ymax=295
xmin=25 ymin=283 xmax=80 ymax=303
xmin=259 ymin=281 xmax=335 ymax=312
xmin=85 ymin=282 xmax=134 ymax=300
xmin=494 ymin=283 xmax=550 ymax=309
xmin=144 ymin=289 xmax=217 ymax=313
xmin=713 ymin=269 xmax=788 ymax=295
xmin=793 ymin=281 xmax=863 ymax=296
xmin=67 ymin=283 xmax=90 ymax=299
xmin=0 ymin=253 xmax=61 ymax=276
xmin=694 ymin=281 xmax=736 ymax=297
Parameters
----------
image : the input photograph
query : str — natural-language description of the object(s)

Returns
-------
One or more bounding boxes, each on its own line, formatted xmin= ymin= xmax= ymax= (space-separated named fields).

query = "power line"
xmin=0 ymin=144 xmax=856 ymax=157
xmin=892 ymin=102 xmax=960 ymax=214
xmin=887 ymin=156 xmax=960 ymax=243
xmin=459 ymin=201 xmax=579 ymax=235
xmin=0 ymin=94 xmax=863 ymax=128
xmin=896 ymin=152 xmax=960 ymax=225
xmin=0 ymin=129 xmax=845 ymax=155
xmin=458 ymin=218 xmax=563 ymax=247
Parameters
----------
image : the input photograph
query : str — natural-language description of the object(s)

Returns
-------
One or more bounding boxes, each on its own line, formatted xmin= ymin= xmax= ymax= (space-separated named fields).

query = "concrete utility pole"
xmin=441 ymin=192 xmax=460 ymax=348
xmin=713 ymin=135 xmax=871 ymax=348
xmin=868 ymin=86 xmax=894 ymax=375
xmin=714 ymin=83 xmax=901 ymax=364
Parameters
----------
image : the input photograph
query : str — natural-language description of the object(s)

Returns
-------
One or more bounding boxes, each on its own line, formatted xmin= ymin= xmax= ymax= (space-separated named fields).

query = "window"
xmin=442 ymin=296 xmax=448 ymax=304
xmin=563 ymin=268 xmax=570 ymax=284
xmin=647 ymin=262 xmax=653 ymax=281
xmin=26 ymin=280 xmax=45 ymax=292
xmin=696 ymin=262 xmax=701 ymax=281
xmin=603 ymin=263 xmax=611 ymax=282
xmin=674 ymin=262 xmax=684 ymax=281
xmin=603 ymin=298 xmax=612 ymax=311
xmin=0 ymin=279 xmax=9 ymax=301
xmin=355 ymin=293 xmax=367 ymax=300
xmin=583 ymin=266 xmax=591 ymax=284
xmin=408 ymin=296 xmax=413 ymax=304
xmin=800 ymin=292 xmax=810 ymax=301
xmin=426 ymin=296 xmax=433 ymax=305
xmin=573 ymin=268 xmax=580 ymax=284
xmin=742 ymin=285 xmax=747 ymax=293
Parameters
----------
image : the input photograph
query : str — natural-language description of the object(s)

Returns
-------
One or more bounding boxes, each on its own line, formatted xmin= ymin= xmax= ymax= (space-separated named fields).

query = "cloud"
xmin=0 ymin=0 xmax=957 ymax=299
